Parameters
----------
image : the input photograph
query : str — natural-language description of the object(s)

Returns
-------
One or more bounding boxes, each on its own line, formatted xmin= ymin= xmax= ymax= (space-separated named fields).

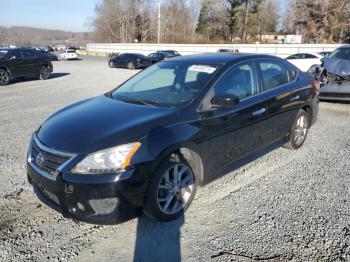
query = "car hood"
xmin=37 ymin=95 xmax=177 ymax=154
xmin=324 ymin=58 xmax=350 ymax=76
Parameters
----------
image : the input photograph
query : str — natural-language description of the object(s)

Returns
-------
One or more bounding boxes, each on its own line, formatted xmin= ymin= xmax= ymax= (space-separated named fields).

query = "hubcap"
xmin=0 ymin=71 xmax=9 ymax=85
xmin=294 ymin=114 xmax=308 ymax=145
xmin=157 ymin=164 xmax=194 ymax=215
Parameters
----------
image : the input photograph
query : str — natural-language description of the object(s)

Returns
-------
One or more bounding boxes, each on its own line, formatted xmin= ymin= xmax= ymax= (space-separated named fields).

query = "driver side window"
xmin=214 ymin=63 xmax=259 ymax=100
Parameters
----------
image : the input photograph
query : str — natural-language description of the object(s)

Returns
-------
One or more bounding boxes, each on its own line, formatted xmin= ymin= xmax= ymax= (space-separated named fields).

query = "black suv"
xmin=0 ymin=48 xmax=53 ymax=86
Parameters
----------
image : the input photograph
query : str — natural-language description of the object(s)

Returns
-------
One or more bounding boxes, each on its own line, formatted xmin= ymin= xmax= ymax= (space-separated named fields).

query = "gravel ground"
xmin=0 ymin=56 xmax=350 ymax=262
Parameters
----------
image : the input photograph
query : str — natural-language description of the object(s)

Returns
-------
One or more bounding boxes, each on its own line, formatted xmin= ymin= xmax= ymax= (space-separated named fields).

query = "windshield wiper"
xmin=118 ymin=96 xmax=158 ymax=106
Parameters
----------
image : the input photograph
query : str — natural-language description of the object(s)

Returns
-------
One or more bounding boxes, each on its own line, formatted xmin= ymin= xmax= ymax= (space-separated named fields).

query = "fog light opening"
xmin=77 ymin=202 xmax=85 ymax=211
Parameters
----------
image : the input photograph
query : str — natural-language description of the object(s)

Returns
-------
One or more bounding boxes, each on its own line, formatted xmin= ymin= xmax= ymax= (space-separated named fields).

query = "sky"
xmin=0 ymin=0 xmax=102 ymax=32
xmin=0 ymin=0 xmax=291 ymax=33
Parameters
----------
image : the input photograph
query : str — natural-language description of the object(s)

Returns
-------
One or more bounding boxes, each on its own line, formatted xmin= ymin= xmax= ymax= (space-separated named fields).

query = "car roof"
xmin=123 ymin=53 xmax=144 ymax=56
xmin=167 ymin=53 xmax=279 ymax=64
xmin=1 ymin=47 xmax=37 ymax=52
xmin=288 ymin=52 xmax=322 ymax=57
xmin=338 ymin=44 xmax=350 ymax=49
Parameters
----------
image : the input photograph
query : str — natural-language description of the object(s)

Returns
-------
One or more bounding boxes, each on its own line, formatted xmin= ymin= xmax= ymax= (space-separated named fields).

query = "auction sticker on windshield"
xmin=189 ymin=65 xmax=217 ymax=74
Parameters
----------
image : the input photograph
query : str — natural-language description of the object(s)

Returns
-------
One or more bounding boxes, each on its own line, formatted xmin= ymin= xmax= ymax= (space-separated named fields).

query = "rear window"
xmin=22 ymin=49 xmax=35 ymax=58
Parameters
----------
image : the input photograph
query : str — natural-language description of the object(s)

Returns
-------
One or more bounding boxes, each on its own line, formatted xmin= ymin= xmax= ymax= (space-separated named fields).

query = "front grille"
xmin=31 ymin=138 xmax=71 ymax=175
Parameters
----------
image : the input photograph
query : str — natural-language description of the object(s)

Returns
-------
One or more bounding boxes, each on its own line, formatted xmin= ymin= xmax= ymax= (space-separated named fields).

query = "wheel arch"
xmin=0 ymin=66 xmax=12 ymax=78
xmin=301 ymin=104 xmax=312 ymax=126
xmin=153 ymin=144 xmax=205 ymax=186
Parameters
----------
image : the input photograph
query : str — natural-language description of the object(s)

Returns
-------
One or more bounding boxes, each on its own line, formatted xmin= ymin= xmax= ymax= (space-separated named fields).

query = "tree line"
xmin=92 ymin=0 xmax=350 ymax=44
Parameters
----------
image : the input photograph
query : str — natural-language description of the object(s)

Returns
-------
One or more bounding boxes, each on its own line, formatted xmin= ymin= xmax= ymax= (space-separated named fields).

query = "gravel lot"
xmin=0 ymin=56 xmax=350 ymax=262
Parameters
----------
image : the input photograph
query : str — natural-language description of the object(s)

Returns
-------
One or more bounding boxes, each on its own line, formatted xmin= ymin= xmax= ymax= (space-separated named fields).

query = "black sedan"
xmin=319 ymin=45 xmax=350 ymax=101
xmin=158 ymin=50 xmax=181 ymax=56
xmin=108 ymin=53 xmax=152 ymax=69
xmin=27 ymin=54 xmax=319 ymax=223
xmin=46 ymin=52 xmax=58 ymax=61
xmin=147 ymin=51 xmax=175 ymax=64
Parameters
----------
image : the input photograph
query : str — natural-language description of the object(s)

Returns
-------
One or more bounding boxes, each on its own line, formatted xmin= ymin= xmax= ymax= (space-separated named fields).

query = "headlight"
xmin=71 ymin=142 xmax=141 ymax=174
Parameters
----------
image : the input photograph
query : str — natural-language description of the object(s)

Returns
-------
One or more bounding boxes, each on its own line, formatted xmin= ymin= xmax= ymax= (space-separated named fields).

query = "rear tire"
xmin=108 ymin=61 xmax=115 ymax=68
xmin=39 ymin=66 xmax=50 ymax=80
xmin=144 ymin=154 xmax=197 ymax=222
xmin=0 ymin=69 xmax=10 ymax=86
xmin=284 ymin=109 xmax=309 ymax=150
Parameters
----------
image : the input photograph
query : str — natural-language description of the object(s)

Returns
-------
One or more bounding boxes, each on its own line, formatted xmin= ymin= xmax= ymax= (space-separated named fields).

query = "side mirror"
xmin=9 ymin=56 xmax=16 ymax=60
xmin=211 ymin=94 xmax=240 ymax=108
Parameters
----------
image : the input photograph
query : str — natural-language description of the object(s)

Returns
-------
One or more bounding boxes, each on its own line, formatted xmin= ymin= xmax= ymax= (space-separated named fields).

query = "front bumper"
xmin=320 ymin=80 xmax=350 ymax=101
xmin=26 ymin=137 xmax=151 ymax=224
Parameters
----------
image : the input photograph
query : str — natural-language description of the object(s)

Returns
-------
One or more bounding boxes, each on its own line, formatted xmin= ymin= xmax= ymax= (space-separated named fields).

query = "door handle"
xmin=290 ymin=95 xmax=300 ymax=101
xmin=252 ymin=108 xmax=266 ymax=116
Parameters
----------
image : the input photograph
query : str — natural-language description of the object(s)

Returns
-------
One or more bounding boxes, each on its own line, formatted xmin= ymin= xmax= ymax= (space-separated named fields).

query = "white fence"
xmin=86 ymin=43 xmax=341 ymax=58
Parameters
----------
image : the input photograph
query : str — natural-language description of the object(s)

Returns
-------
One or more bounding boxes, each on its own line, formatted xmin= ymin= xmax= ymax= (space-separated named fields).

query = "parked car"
xmin=60 ymin=49 xmax=78 ymax=60
xmin=108 ymin=53 xmax=152 ymax=69
xmin=318 ymin=51 xmax=332 ymax=57
xmin=0 ymin=48 xmax=53 ymax=86
xmin=318 ymin=45 xmax=350 ymax=101
xmin=39 ymin=45 xmax=54 ymax=52
xmin=147 ymin=51 xmax=175 ymax=64
xmin=285 ymin=52 xmax=323 ymax=72
xmin=158 ymin=50 xmax=181 ymax=56
xmin=44 ymin=51 xmax=58 ymax=61
xmin=27 ymin=54 xmax=319 ymax=223
xmin=217 ymin=48 xmax=239 ymax=53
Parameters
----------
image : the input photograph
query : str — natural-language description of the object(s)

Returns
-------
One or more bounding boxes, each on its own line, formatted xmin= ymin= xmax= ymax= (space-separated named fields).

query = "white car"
xmin=285 ymin=52 xmax=323 ymax=72
xmin=60 ymin=50 xmax=78 ymax=60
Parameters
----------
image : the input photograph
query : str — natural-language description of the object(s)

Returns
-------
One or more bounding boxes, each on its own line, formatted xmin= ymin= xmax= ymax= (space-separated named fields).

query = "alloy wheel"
xmin=0 ymin=70 xmax=10 ymax=85
xmin=294 ymin=114 xmax=308 ymax=146
xmin=40 ymin=67 xmax=50 ymax=79
xmin=157 ymin=163 xmax=194 ymax=215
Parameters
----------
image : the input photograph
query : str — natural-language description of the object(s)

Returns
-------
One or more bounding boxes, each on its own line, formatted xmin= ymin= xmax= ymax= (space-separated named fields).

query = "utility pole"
xmin=157 ymin=2 xmax=161 ymax=45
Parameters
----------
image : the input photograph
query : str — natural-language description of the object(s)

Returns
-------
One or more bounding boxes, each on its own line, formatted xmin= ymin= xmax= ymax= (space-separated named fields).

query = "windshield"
xmin=111 ymin=61 xmax=220 ymax=107
xmin=329 ymin=48 xmax=350 ymax=61
xmin=67 ymin=50 xmax=75 ymax=53
xmin=0 ymin=50 xmax=8 ymax=59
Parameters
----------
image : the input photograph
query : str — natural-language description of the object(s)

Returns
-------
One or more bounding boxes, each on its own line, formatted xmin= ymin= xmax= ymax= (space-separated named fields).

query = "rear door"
xmin=21 ymin=49 xmax=38 ymax=75
xmin=258 ymin=60 xmax=302 ymax=142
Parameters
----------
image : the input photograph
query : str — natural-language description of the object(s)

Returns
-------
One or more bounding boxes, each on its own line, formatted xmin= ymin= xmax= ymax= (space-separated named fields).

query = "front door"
xmin=194 ymin=62 xmax=270 ymax=180
xmin=7 ymin=50 xmax=25 ymax=77
xmin=116 ymin=54 xmax=129 ymax=67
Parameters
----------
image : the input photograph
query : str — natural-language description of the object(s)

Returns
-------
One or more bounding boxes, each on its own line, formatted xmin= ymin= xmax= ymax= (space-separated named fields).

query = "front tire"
xmin=144 ymin=154 xmax=197 ymax=222
xmin=39 ymin=66 xmax=50 ymax=80
xmin=127 ymin=61 xmax=134 ymax=70
xmin=284 ymin=109 xmax=309 ymax=150
xmin=0 ymin=69 xmax=10 ymax=86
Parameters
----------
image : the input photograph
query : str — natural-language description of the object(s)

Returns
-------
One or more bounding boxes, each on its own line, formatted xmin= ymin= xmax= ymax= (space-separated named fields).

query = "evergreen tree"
xmin=195 ymin=0 xmax=211 ymax=36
